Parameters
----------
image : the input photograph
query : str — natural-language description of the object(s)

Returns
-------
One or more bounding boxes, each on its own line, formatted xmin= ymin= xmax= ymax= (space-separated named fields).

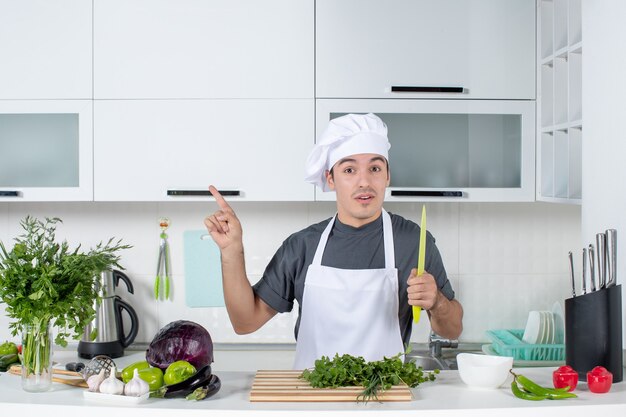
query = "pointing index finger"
xmin=209 ymin=185 xmax=232 ymax=210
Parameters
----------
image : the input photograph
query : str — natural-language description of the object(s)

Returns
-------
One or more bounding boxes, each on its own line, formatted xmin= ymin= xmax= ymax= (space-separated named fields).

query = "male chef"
xmin=205 ymin=113 xmax=463 ymax=369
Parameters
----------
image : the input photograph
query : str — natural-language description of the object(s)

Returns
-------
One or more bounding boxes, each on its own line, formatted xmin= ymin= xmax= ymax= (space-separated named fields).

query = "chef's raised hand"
xmin=407 ymin=268 xmax=440 ymax=311
xmin=204 ymin=185 xmax=243 ymax=253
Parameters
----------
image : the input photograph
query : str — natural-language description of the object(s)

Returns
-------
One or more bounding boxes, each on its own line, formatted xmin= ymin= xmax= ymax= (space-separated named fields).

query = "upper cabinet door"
xmin=0 ymin=100 xmax=93 ymax=201
xmin=316 ymin=99 xmax=535 ymax=202
xmin=0 ymin=0 xmax=92 ymax=99
xmin=94 ymin=0 xmax=314 ymax=99
xmin=93 ymin=99 xmax=314 ymax=202
xmin=316 ymin=0 xmax=536 ymax=100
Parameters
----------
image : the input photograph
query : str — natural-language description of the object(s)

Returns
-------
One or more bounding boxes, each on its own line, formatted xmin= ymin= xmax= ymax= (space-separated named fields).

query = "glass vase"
xmin=21 ymin=321 xmax=53 ymax=392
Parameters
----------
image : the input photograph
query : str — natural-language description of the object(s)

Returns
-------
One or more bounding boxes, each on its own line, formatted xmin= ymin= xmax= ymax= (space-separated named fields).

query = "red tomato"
xmin=553 ymin=365 xmax=578 ymax=391
xmin=587 ymin=366 xmax=613 ymax=393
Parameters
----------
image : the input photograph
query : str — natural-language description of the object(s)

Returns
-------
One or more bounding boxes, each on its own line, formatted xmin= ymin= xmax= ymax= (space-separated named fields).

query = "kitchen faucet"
xmin=429 ymin=331 xmax=459 ymax=358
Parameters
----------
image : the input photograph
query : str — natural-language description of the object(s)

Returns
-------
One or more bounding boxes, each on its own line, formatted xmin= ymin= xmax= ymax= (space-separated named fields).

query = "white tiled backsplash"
xmin=0 ymin=201 xmax=580 ymax=346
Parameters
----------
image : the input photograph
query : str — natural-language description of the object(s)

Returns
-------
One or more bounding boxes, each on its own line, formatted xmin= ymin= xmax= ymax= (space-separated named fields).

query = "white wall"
xmin=0 ymin=201 xmax=580 ymax=346
xmin=582 ymin=1 xmax=626 ymax=342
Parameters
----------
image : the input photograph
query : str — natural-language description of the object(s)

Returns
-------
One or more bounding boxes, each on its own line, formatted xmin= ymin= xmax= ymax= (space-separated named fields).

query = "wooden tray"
xmin=8 ymin=364 xmax=88 ymax=388
xmin=250 ymin=370 xmax=412 ymax=402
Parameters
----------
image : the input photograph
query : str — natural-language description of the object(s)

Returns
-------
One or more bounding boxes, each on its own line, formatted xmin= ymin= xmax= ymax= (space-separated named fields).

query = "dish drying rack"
xmin=486 ymin=329 xmax=565 ymax=362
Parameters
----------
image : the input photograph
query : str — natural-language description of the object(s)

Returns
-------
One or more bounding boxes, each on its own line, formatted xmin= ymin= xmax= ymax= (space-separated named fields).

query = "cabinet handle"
xmin=391 ymin=86 xmax=464 ymax=93
xmin=0 ymin=191 xmax=20 ymax=197
xmin=391 ymin=190 xmax=463 ymax=197
xmin=167 ymin=189 xmax=241 ymax=197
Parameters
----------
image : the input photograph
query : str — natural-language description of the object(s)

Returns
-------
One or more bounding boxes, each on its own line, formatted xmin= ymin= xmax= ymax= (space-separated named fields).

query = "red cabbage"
xmin=146 ymin=320 xmax=213 ymax=370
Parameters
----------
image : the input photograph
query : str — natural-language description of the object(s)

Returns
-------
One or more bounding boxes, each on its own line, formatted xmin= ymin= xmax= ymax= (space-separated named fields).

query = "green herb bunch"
xmin=0 ymin=216 xmax=131 ymax=347
xmin=300 ymin=350 xmax=439 ymax=403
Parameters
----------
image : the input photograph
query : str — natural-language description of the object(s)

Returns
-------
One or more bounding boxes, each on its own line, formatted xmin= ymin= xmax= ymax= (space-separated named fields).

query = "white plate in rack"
xmin=522 ymin=311 xmax=542 ymax=344
xmin=534 ymin=311 xmax=548 ymax=345
xmin=546 ymin=311 xmax=556 ymax=345
xmin=537 ymin=311 xmax=547 ymax=344
xmin=552 ymin=302 xmax=565 ymax=344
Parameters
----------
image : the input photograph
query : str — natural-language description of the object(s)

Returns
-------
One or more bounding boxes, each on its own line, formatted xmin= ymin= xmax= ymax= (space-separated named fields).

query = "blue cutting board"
xmin=183 ymin=230 xmax=225 ymax=307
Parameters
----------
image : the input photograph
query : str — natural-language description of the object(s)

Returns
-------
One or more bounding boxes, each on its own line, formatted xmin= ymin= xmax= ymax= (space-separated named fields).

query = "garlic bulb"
xmin=124 ymin=368 xmax=150 ymax=397
xmin=87 ymin=368 xmax=106 ymax=392
xmin=98 ymin=366 xmax=125 ymax=395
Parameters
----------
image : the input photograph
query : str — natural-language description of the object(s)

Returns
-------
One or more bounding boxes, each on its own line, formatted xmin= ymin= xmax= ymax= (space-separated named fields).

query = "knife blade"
xmin=596 ymin=233 xmax=607 ymax=289
xmin=568 ymin=251 xmax=576 ymax=298
xmin=582 ymin=248 xmax=587 ymax=295
xmin=606 ymin=229 xmax=617 ymax=287
xmin=589 ymin=244 xmax=597 ymax=292
xmin=413 ymin=204 xmax=427 ymax=323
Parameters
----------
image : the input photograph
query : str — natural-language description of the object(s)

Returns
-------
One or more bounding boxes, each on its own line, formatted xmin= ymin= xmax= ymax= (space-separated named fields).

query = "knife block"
xmin=564 ymin=284 xmax=622 ymax=382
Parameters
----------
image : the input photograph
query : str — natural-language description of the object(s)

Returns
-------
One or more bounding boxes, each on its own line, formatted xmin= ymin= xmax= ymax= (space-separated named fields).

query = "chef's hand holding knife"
xmin=407 ymin=269 xmax=440 ymax=311
xmin=408 ymin=269 xmax=464 ymax=339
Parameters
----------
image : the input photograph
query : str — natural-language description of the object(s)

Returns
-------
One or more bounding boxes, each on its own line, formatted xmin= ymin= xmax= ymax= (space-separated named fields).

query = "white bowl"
xmin=457 ymin=353 xmax=513 ymax=389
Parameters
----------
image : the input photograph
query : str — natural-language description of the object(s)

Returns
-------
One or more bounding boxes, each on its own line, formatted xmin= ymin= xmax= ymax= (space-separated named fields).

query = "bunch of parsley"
xmin=0 ymin=216 xmax=131 ymax=346
xmin=300 ymin=350 xmax=439 ymax=403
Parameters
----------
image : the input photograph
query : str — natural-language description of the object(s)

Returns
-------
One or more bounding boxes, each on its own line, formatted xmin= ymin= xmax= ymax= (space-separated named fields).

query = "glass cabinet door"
xmin=0 ymin=100 xmax=93 ymax=201
xmin=374 ymin=113 xmax=522 ymax=189
xmin=316 ymin=99 xmax=535 ymax=202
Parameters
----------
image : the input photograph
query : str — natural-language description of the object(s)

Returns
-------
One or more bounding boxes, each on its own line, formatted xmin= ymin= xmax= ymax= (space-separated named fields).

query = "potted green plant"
xmin=0 ymin=216 xmax=130 ymax=392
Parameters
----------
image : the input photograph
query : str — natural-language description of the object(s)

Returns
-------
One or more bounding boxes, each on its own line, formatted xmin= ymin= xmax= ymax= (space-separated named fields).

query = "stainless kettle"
xmin=77 ymin=270 xmax=139 ymax=359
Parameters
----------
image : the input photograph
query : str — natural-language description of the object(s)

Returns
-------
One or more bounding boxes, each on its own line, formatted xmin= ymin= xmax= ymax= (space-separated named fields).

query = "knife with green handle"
xmin=413 ymin=204 xmax=426 ymax=323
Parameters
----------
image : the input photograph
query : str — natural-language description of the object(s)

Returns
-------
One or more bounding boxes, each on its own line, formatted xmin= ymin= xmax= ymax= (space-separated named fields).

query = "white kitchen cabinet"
xmin=0 ymin=0 xmax=92 ymax=99
xmin=93 ymin=100 xmax=314 ymax=201
xmin=0 ymin=100 xmax=93 ymax=201
xmin=316 ymin=99 xmax=535 ymax=202
xmin=94 ymin=0 xmax=313 ymax=99
xmin=316 ymin=0 xmax=536 ymax=100
xmin=537 ymin=0 xmax=582 ymax=203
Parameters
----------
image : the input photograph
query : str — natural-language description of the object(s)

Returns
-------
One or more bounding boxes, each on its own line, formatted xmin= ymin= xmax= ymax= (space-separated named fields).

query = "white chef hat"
xmin=304 ymin=113 xmax=390 ymax=192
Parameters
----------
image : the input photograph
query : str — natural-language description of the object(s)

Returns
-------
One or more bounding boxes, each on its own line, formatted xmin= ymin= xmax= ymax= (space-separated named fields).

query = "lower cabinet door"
xmin=94 ymin=99 xmax=314 ymax=201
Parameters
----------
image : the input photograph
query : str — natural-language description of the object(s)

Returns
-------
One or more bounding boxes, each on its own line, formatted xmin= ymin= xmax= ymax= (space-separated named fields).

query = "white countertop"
xmin=1 ymin=348 xmax=626 ymax=417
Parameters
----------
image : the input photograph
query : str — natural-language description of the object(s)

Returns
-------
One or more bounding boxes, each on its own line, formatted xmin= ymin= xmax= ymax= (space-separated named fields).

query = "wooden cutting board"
xmin=8 ymin=364 xmax=88 ymax=388
xmin=249 ymin=370 xmax=412 ymax=402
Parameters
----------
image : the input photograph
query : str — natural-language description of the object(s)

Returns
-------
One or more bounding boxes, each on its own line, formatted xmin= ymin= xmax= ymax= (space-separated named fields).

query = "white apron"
xmin=293 ymin=209 xmax=405 ymax=369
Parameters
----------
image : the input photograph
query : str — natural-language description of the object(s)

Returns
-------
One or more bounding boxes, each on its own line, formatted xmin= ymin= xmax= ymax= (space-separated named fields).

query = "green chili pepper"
xmin=516 ymin=372 xmax=577 ymax=398
xmin=510 ymin=371 xmax=577 ymax=401
xmin=511 ymin=380 xmax=548 ymax=400
xmin=516 ymin=373 xmax=560 ymax=394
xmin=543 ymin=389 xmax=577 ymax=399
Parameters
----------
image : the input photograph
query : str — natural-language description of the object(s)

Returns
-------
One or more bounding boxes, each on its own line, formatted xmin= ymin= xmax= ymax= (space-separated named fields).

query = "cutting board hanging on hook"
xmin=183 ymin=230 xmax=225 ymax=307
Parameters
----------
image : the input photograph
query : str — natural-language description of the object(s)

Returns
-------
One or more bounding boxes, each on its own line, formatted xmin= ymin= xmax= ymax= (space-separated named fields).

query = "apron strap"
xmin=311 ymin=210 xmax=395 ymax=268
xmin=311 ymin=215 xmax=336 ymax=266
xmin=381 ymin=209 xmax=395 ymax=269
